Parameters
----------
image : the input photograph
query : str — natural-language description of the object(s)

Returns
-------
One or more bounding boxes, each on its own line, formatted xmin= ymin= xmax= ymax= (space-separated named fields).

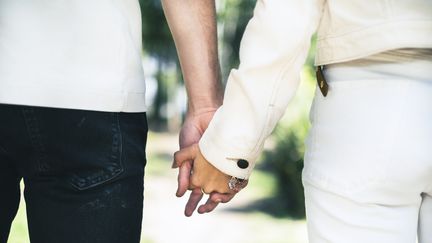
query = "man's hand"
xmin=174 ymin=110 xmax=235 ymax=216
xmin=162 ymin=0 xmax=232 ymax=216
xmin=178 ymin=109 xmax=216 ymax=149
xmin=174 ymin=144 xmax=244 ymax=216
xmin=173 ymin=109 xmax=215 ymax=202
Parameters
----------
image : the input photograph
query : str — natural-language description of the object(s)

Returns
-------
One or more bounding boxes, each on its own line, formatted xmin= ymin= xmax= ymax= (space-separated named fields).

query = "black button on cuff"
xmin=237 ymin=159 xmax=249 ymax=169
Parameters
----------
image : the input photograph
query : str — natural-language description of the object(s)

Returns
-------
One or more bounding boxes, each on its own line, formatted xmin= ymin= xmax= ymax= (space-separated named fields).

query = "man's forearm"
xmin=162 ymin=0 xmax=223 ymax=115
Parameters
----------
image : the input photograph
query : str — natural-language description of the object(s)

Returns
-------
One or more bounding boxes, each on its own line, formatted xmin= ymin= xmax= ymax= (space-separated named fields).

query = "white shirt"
xmin=199 ymin=0 xmax=432 ymax=179
xmin=0 ymin=0 xmax=146 ymax=112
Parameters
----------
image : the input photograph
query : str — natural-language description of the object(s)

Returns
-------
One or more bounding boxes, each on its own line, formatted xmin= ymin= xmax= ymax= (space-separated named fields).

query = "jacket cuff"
xmin=199 ymin=131 xmax=257 ymax=180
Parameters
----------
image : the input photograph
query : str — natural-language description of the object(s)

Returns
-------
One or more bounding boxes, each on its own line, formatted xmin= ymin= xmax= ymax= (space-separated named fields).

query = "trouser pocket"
xmin=23 ymin=108 xmax=124 ymax=190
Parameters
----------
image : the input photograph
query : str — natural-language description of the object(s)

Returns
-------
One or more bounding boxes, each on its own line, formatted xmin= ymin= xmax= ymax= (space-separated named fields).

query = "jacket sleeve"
xmin=199 ymin=0 xmax=325 ymax=179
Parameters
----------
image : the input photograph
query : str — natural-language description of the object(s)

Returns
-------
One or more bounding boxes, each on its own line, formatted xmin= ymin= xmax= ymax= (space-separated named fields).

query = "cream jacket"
xmin=199 ymin=0 xmax=432 ymax=179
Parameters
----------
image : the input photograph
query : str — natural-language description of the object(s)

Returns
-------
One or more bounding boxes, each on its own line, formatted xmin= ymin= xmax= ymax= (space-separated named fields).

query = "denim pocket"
xmin=67 ymin=112 xmax=123 ymax=190
xmin=36 ymin=109 xmax=124 ymax=190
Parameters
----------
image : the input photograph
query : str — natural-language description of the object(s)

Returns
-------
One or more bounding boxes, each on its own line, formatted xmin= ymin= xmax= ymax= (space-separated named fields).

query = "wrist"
xmin=186 ymin=102 xmax=221 ymax=118
xmin=185 ymin=77 xmax=223 ymax=116
xmin=182 ymin=106 xmax=219 ymax=136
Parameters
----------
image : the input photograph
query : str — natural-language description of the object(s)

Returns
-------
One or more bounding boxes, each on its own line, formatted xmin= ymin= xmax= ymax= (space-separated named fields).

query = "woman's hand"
xmin=174 ymin=144 xmax=245 ymax=216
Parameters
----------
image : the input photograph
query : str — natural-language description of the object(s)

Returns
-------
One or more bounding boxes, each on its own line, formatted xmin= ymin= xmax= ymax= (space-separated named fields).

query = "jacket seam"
xmin=249 ymin=42 xmax=309 ymax=157
xmin=248 ymin=0 xmax=323 ymax=157
xmin=317 ymin=19 xmax=432 ymax=41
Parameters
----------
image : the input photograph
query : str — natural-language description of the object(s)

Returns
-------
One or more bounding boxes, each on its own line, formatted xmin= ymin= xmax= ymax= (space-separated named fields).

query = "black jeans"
xmin=0 ymin=104 xmax=148 ymax=243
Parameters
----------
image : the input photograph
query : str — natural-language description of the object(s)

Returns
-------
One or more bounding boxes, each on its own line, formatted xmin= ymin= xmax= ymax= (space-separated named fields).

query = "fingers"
xmin=197 ymin=197 xmax=220 ymax=214
xmin=197 ymin=192 xmax=236 ymax=214
xmin=174 ymin=144 xmax=197 ymax=196
xmin=176 ymin=160 xmax=192 ymax=197
xmin=210 ymin=192 xmax=236 ymax=203
xmin=173 ymin=144 xmax=198 ymax=168
xmin=184 ymin=188 xmax=204 ymax=217
xmin=174 ymin=143 xmax=238 ymax=215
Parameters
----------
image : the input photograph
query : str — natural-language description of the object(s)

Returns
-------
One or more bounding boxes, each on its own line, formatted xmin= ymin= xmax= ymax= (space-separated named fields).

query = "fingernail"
xmin=215 ymin=199 xmax=222 ymax=203
xmin=171 ymin=161 xmax=178 ymax=169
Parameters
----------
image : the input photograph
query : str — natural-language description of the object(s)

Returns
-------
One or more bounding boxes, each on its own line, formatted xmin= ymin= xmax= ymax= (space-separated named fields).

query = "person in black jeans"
xmin=0 ymin=0 xmax=223 ymax=242
xmin=0 ymin=105 xmax=148 ymax=243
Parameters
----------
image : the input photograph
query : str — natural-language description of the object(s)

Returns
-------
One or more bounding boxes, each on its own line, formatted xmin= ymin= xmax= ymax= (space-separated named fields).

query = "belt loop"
xmin=316 ymin=65 xmax=329 ymax=97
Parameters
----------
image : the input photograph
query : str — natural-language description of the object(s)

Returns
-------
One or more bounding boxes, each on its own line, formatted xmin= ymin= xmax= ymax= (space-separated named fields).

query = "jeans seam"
xmin=114 ymin=112 xmax=124 ymax=177
xmin=21 ymin=107 xmax=50 ymax=172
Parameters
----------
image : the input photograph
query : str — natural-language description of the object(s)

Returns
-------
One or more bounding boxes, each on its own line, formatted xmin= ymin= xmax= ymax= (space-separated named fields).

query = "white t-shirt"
xmin=0 ymin=0 xmax=146 ymax=112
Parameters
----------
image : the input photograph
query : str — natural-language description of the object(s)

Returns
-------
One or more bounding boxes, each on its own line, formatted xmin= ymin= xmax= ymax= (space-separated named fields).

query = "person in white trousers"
xmin=303 ymin=51 xmax=432 ymax=243
xmin=163 ymin=0 xmax=432 ymax=242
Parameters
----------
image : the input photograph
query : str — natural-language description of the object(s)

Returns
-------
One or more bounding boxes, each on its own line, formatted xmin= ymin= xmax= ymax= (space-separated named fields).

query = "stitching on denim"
xmin=21 ymin=107 xmax=49 ymax=172
xmin=71 ymin=113 xmax=124 ymax=191
xmin=113 ymin=112 xmax=124 ymax=176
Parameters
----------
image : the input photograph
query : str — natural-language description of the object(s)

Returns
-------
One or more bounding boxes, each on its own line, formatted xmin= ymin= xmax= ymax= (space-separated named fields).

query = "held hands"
xmin=174 ymin=144 xmax=240 ymax=216
xmin=173 ymin=110 xmax=246 ymax=216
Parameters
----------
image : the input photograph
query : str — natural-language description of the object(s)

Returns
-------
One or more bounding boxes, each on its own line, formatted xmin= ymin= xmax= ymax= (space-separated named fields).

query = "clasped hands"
xmin=173 ymin=110 xmax=247 ymax=217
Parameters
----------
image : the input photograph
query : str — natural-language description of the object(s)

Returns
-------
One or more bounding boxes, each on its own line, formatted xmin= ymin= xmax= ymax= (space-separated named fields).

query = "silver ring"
xmin=228 ymin=176 xmax=247 ymax=192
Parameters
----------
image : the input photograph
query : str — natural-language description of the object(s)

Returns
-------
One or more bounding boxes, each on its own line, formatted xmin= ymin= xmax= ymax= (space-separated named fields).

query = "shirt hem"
xmin=0 ymin=85 xmax=147 ymax=112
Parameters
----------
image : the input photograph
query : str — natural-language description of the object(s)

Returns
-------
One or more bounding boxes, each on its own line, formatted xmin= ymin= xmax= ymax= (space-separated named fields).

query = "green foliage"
xmin=139 ymin=0 xmax=177 ymax=63
xmin=260 ymin=65 xmax=316 ymax=218
xmin=139 ymin=0 xmax=181 ymax=129
xmin=218 ymin=0 xmax=257 ymax=80
xmin=263 ymin=122 xmax=308 ymax=218
xmin=139 ymin=0 xmax=260 ymax=128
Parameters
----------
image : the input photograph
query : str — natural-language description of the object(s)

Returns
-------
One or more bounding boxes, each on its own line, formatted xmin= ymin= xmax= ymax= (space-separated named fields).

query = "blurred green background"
xmin=8 ymin=0 xmax=317 ymax=242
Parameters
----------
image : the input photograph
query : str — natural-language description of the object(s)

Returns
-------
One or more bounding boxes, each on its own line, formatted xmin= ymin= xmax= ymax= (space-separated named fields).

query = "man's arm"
xmin=162 ymin=0 xmax=222 ymax=116
xmin=175 ymin=0 xmax=325 ymax=215
xmin=161 ymin=0 xmax=228 ymax=216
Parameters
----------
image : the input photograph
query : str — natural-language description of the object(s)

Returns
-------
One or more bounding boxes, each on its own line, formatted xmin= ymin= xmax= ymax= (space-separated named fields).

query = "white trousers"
xmin=303 ymin=56 xmax=432 ymax=243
